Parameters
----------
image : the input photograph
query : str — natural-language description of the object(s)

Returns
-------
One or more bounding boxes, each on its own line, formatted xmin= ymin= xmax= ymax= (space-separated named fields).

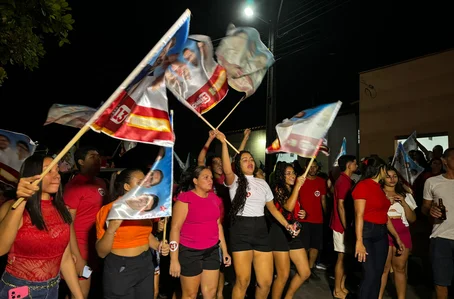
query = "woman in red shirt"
xmin=0 ymin=155 xmax=84 ymax=299
xmin=269 ymin=163 xmax=310 ymax=299
xmin=352 ymin=157 xmax=405 ymax=299
xmin=169 ymin=166 xmax=231 ymax=299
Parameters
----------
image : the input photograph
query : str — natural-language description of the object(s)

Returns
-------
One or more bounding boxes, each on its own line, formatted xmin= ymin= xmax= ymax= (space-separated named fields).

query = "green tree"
xmin=0 ymin=0 xmax=75 ymax=85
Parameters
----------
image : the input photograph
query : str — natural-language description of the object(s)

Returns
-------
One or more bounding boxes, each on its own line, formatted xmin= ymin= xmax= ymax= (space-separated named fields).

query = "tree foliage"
xmin=0 ymin=0 xmax=75 ymax=85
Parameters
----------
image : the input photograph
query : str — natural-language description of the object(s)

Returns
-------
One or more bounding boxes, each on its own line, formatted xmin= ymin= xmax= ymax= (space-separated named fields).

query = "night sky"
xmin=0 ymin=0 xmax=452 ymax=166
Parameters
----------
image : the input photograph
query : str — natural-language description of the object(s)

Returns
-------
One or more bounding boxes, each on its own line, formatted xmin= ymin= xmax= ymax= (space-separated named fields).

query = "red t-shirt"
xmin=352 ymin=179 xmax=390 ymax=224
xmin=330 ymin=172 xmax=353 ymax=233
xmin=178 ymin=191 xmax=222 ymax=250
xmin=297 ymin=176 xmax=326 ymax=224
xmin=64 ymin=174 xmax=107 ymax=261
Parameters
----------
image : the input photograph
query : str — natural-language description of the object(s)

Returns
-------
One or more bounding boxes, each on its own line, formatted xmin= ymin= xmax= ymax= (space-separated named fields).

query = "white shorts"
xmin=333 ymin=230 xmax=351 ymax=253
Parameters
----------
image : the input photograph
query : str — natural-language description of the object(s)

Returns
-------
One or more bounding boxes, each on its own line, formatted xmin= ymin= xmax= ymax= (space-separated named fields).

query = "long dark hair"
xmin=381 ymin=166 xmax=407 ymax=197
xmin=175 ymin=165 xmax=210 ymax=195
xmin=230 ymin=151 xmax=254 ymax=219
xmin=272 ymin=162 xmax=293 ymax=208
xmin=359 ymin=156 xmax=387 ymax=181
xmin=110 ymin=168 xmax=143 ymax=200
xmin=20 ymin=155 xmax=72 ymax=230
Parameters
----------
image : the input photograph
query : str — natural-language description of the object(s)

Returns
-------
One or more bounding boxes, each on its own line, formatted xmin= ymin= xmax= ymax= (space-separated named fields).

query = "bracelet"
xmin=169 ymin=241 xmax=179 ymax=252
xmin=203 ymin=146 xmax=209 ymax=151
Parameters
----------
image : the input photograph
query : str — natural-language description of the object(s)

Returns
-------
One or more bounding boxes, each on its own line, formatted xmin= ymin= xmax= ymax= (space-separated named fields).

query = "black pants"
xmin=103 ymin=250 xmax=154 ymax=299
xmin=359 ymin=221 xmax=388 ymax=299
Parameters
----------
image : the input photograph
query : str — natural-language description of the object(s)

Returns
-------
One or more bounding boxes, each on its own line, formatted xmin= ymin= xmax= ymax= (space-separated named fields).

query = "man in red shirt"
xmin=296 ymin=159 xmax=327 ymax=279
xmin=330 ymin=155 xmax=357 ymax=299
xmin=64 ymin=146 xmax=106 ymax=298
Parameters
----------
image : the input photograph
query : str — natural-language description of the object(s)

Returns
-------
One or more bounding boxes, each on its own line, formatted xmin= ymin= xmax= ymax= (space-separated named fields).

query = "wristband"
xmin=169 ymin=241 xmax=179 ymax=252
xmin=203 ymin=146 xmax=209 ymax=151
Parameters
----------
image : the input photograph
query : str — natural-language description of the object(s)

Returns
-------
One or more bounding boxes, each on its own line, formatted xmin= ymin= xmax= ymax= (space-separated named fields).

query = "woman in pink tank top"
xmin=169 ymin=166 xmax=231 ymax=298
xmin=0 ymin=155 xmax=83 ymax=299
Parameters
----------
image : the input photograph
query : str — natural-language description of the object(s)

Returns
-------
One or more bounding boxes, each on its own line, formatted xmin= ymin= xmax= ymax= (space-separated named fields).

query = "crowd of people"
xmin=0 ymin=127 xmax=453 ymax=299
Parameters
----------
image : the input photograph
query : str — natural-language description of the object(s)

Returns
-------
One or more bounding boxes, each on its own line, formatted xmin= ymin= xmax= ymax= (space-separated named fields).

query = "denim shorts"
xmin=0 ymin=271 xmax=60 ymax=299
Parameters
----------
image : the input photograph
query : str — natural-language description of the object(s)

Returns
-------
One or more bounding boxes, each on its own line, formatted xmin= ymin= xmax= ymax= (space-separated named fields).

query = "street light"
xmin=244 ymin=6 xmax=254 ymax=17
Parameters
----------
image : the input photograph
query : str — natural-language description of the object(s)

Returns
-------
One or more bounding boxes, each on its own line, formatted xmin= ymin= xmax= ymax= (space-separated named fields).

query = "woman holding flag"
xmin=95 ymin=168 xmax=170 ymax=299
xmin=215 ymin=131 xmax=294 ymax=299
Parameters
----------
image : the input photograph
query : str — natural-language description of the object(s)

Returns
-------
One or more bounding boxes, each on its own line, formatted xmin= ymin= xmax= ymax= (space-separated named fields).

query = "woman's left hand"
xmin=223 ymin=253 xmax=232 ymax=267
xmin=396 ymin=238 xmax=405 ymax=255
xmin=160 ymin=240 xmax=170 ymax=256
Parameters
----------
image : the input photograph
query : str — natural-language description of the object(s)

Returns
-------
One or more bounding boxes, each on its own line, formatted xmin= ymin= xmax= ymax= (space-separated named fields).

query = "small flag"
xmin=166 ymin=35 xmax=228 ymax=114
xmin=333 ymin=137 xmax=347 ymax=167
xmin=107 ymin=146 xmax=173 ymax=220
xmin=0 ymin=129 xmax=37 ymax=185
xmin=403 ymin=131 xmax=418 ymax=153
xmin=44 ymin=104 xmax=96 ymax=129
xmin=392 ymin=142 xmax=424 ymax=185
xmin=216 ymin=24 xmax=274 ymax=98
xmin=266 ymin=102 xmax=342 ymax=158
xmin=119 ymin=141 xmax=138 ymax=157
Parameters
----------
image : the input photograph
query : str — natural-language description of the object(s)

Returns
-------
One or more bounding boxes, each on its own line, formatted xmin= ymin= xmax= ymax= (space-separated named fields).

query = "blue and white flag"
xmin=333 ymin=137 xmax=347 ymax=167
xmin=107 ymin=146 xmax=173 ymax=220
xmin=392 ymin=142 xmax=424 ymax=185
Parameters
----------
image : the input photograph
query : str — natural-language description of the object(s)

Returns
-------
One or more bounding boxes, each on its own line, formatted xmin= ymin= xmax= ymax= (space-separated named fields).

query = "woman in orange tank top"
xmin=95 ymin=168 xmax=170 ymax=299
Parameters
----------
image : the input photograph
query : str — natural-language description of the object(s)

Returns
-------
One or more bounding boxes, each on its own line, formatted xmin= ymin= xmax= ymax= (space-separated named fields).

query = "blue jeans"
xmin=0 ymin=271 xmax=59 ymax=299
xmin=358 ymin=221 xmax=388 ymax=299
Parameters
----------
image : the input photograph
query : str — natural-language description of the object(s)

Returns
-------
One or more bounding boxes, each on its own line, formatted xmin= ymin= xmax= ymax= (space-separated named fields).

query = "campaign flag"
xmin=107 ymin=146 xmax=173 ymax=221
xmin=166 ymin=35 xmax=228 ymax=114
xmin=403 ymin=131 xmax=418 ymax=153
xmin=174 ymin=151 xmax=190 ymax=172
xmin=216 ymin=24 xmax=274 ymax=98
xmin=392 ymin=142 xmax=424 ymax=185
xmin=266 ymin=101 xmax=342 ymax=158
xmin=44 ymin=104 xmax=96 ymax=129
xmin=319 ymin=138 xmax=330 ymax=156
xmin=0 ymin=129 xmax=37 ymax=186
xmin=90 ymin=12 xmax=190 ymax=147
xmin=119 ymin=141 xmax=138 ymax=158
xmin=333 ymin=137 xmax=347 ymax=167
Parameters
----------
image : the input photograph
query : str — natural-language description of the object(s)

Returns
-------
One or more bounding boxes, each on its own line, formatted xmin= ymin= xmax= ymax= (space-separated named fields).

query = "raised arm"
xmin=197 ymin=131 xmax=216 ymax=166
xmin=283 ymin=175 xmax=305 ymax=212
xmin=238 ymin=129 xmax=251 ymax=152
xmin=215 ymin=131 xmax=235 ymax=186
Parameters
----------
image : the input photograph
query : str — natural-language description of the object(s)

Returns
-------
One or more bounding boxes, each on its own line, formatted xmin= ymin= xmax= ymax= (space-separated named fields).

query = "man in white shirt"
xmin=422 ymin=148 xmax=454 ymax=299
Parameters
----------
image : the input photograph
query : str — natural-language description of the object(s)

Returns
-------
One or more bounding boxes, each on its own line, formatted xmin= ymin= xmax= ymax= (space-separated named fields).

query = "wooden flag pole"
xmin=163 ymin=217 xmax=168 ymax=242
xmin=215 ymin=96 xmax=245 ymax=130
xmin=196 ymin=113 xmax=240 ymax=154
xmin=11 ymin=9 xmax=192 ymax=209
xmin=301 ymin=139 xmax=324 ymax=178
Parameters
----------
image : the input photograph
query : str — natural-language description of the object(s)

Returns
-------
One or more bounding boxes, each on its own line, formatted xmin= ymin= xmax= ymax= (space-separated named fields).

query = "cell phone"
xmin=82 ymin=265 xmax=93 ymax=279
xmin=8 ymin=286 xmax=29 ymax=299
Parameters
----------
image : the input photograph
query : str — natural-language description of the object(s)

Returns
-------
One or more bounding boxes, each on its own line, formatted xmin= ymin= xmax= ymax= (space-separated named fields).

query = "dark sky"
xmin=0 ymin=0 xmax=452 ymax=163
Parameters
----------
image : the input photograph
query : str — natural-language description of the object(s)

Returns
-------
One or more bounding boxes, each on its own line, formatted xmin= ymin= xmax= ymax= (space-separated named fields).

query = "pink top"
xmin=178 ymin=190 xmax=221 ymax=250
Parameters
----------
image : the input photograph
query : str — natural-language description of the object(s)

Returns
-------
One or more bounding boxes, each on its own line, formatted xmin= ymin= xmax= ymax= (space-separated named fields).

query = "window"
xmin=397 ymin=133 xmax=449 ymax=155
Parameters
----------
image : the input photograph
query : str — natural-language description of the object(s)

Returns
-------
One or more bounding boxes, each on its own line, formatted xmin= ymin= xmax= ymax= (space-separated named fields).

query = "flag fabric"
xmin=90 ymin=13 xmax=190 ymax=147
xmin=333 ymin=137 xmax=347 ymax=167
xmin=107 ymin=146 xmax=173 ymax=221
xmin=403 ymin=131 xmax=418 ymax=153
xmin=392 ymin=142 xmax=424 ymax=185
xmin=0 ymin=129 xmax=37 ymax=186
xmin=216 ymin=24 xmax=274 ymax=98
xmin=319 ymin=138 xmax=330 ymax=156
xmin=166 ymin=35 xmax=228 ymax=114
xmin=44 ymin=104 xmax=96 ymax=129
xmin=174 ymin=152 xmax=190 ymax=172
xmin=266 ymin=101 xmax=342 ymax=158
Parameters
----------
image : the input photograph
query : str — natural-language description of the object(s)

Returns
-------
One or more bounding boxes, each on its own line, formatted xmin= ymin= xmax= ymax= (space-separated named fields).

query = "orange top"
xmin=96 ymin=201 xmax=154 ymax=249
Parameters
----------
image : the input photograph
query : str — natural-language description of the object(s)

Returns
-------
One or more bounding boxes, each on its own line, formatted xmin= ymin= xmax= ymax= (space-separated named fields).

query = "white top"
xmin=423 ymin=174 xmax=454 ymax=240
xmin=387 ymin=194 xmax=417 ymax=227
xmin=227 ymin=174 xmax=274 ymax=217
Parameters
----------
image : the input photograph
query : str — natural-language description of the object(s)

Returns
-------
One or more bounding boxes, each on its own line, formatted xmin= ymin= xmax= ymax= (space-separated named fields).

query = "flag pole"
xmin=11 ymin=9 xmax=192 ymax=209
xmin=301 ymin=139 xmax=324 ymax=178
xmin=196 ymin=114 xmax=239 ymax=154
xmin=215 ymin=96 xmax=245 ymax=130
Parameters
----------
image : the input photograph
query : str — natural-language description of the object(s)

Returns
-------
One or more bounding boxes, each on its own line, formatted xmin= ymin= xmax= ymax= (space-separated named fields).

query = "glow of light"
xmin=244 ymin=6 xmax=254 ymax=17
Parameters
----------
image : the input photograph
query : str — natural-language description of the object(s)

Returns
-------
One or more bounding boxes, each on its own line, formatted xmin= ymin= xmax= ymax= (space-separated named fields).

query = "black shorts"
xmin=269 ymin=222 xmax=304 ymax=251
xmin=179 ymin=243 xmax=221 ymax=277
xmin=430 ymin=237 xmax=454 ymax=286
xmin=230 ymin=216 xmax=271 ymax=252
xmin=300 ymin=222 xmax=323 ymax=250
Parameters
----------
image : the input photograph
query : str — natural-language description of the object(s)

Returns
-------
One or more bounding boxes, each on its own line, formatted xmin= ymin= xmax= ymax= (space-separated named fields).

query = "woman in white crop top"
xmin=215 ymin=131 xmax=294 ymax=299
xmin=378 ymin=166 xmax=417 ymax=299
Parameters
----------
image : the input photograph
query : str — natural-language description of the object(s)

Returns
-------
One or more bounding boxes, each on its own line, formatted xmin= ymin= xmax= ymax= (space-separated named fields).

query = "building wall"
xmin=359 ymin=49 xmax=454 ymax=158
